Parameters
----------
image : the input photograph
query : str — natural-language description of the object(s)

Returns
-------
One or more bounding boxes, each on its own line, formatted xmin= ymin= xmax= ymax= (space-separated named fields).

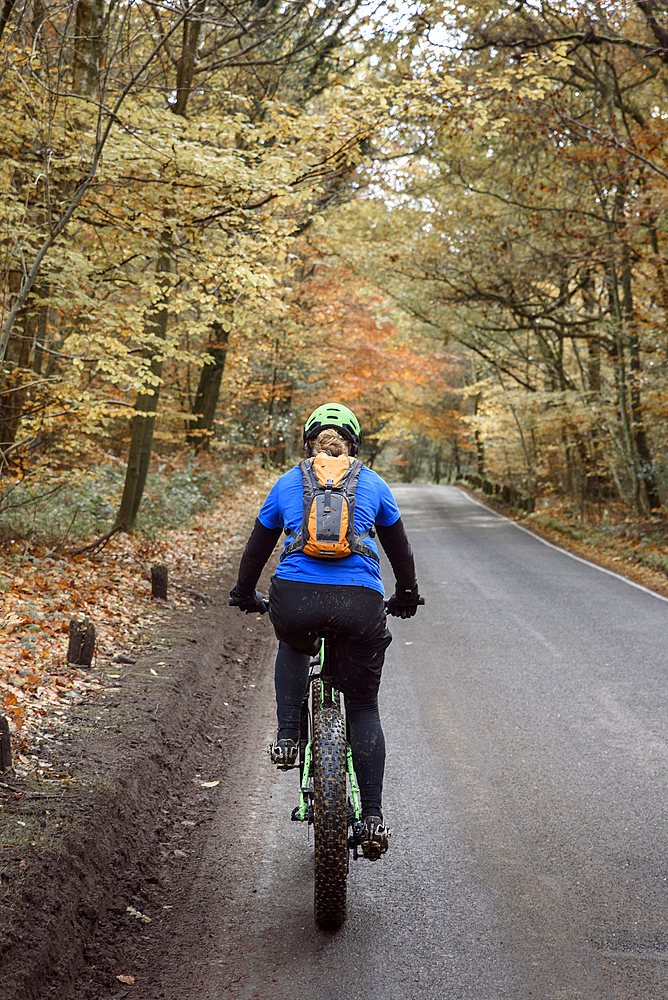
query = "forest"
xmin=1 ymin=0 xmax=668 ymax=535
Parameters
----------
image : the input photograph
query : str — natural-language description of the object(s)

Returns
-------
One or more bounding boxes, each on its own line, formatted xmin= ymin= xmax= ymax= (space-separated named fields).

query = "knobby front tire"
xmin=312 ymin=679 xmax=348 ymax=930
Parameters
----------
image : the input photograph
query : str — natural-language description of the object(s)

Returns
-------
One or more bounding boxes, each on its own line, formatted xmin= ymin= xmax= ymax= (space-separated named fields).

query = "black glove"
xmin=386 ymin=584 xmax=421 ymax=619
xmin=229 ymin=586 xmax=268 ymax=615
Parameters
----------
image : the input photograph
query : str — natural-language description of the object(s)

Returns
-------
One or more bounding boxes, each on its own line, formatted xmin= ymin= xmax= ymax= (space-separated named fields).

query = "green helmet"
xmin=303 ymin=403 xmax=361 ymax=456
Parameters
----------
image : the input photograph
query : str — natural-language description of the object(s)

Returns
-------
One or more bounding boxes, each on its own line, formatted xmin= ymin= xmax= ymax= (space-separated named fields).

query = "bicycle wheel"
xmin=312 ymin=678 xmax=348 ymax=930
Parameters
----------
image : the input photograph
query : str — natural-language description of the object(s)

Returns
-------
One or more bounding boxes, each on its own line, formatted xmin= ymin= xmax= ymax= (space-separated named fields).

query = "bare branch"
xmin=0 ymin=2 xmax=197 ymax=368
xmin=67 ymin=526 xmax=124 ymax=557
xmin=549 ymin=109 xmax=668 ymax=181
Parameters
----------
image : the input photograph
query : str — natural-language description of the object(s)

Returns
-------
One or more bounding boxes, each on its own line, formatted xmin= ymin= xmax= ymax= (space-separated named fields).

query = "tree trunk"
xmin=609 ymin=260 xmax=640 ymax=511
xmin=472 ymin=389 xmax=485 ymax=475
xmin=172 ymin=0 xmax=206 ymax=116
xmin=0 ymin=0 xmax=16 ymax=42
xmin=0 ymin=273 xmax=41 ymax=454
xmin=582 ymin=274 xmax=601 ymax=393
xmin=433 ymin=444 xmax=442 ymax=484
xmin=114 ymin=243 xmax=172 ymax=532
xmin=620 ymin=253 xmax=662 ymax=510
xmin=114 ymin=333 xmax=167 ymax=531
xmin=187 ymin=322 xmax=229 ymax=451
xmin=72 ymin=0 xmax=107 ymax=99
xmin=648 ymin=222 xmax=668 ymax=359
xmin=265 ymin=375 xmax=291 ymax=467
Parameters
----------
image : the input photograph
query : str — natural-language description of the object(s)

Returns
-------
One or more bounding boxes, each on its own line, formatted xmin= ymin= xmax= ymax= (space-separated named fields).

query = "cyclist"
xmin=229 ymin=403 xmax=421 ymax=859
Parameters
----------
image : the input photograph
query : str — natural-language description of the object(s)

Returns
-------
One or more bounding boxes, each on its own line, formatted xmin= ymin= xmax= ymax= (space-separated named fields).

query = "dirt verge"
xmin=0 ymin=564 xmax=275 ymax=1000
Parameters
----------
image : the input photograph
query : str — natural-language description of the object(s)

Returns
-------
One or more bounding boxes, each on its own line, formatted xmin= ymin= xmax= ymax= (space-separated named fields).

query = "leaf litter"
xmin=0 ymin=473 xmax=274 ymax=762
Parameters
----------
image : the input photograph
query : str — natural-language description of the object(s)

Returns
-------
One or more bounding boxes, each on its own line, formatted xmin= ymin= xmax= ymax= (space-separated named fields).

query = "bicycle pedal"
xmin=269 ymin=739 xmax=298 ymax=770
xmin=360 ymin=817 xmax=390 ymax=861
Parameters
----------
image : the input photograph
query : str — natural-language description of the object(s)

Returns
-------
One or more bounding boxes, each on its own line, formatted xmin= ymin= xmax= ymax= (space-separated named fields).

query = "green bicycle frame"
xmin=299 ymin=740 xmax=312 ymax=821
xmin=346 ymin=745 xmax=361 ymax=822
xmin=296 ymin=637 xmax=361 ymax=824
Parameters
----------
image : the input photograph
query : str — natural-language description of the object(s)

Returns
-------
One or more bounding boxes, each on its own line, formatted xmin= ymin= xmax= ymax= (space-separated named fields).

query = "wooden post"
xmin=67 ymin=617 xmax=96 ymax=667
xmin=0 ymin=715 xmax=11 ymax=772
xmin=151 ymin=564 xmax=168 ymax=600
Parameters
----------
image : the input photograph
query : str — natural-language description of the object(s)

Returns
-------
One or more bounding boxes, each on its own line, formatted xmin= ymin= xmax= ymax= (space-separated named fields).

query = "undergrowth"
xmin=0 ymin=453 xmax=247 ymax=547
xmin=527 ymin=502 xmax=668 ymax=580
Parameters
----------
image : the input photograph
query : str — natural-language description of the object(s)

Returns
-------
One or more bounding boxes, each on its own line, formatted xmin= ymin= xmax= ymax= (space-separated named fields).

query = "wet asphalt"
xmin=150 ymin=484 xmax=668 ymax=1000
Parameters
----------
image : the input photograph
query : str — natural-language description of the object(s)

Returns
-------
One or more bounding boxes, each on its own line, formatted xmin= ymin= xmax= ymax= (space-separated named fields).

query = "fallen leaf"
xmin=0 ymin=472 xmax=270 ymax=738
xmin=199 ymin=780 xmax=219 ymax=788
xmin=116 ymin=974 xmax=135 ymax=985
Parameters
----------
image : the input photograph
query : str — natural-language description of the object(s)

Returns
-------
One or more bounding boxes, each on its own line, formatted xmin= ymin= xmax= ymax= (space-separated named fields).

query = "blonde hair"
xmin=309 ymin=428 xmax=350 ymax=457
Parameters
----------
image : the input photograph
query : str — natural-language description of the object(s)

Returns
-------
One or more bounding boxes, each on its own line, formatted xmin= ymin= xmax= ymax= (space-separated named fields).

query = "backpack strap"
xmin=342 ymin=460 xmax=379 ymax=562
xmin=279 ymin=460 xmax=317 ymax=562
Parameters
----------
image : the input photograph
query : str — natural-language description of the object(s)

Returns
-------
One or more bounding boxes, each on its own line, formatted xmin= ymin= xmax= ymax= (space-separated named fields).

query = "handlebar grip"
xmin=383 ymin=596 xmax=426 ymax=609
xmin=228 ymin=597 xmax=270 ymax=614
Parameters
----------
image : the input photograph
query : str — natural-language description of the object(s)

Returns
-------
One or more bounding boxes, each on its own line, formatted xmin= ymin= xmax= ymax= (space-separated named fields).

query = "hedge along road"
xmin=141 ymin=484 xmax=668 ymax=1000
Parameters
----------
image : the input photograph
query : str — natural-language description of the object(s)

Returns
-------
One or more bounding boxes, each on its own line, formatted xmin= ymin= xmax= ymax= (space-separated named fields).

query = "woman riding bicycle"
xmin=229 ymin=403 xmax=421 ymax=859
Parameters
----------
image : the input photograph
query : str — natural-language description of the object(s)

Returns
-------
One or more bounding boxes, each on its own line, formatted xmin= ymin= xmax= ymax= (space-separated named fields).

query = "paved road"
xmin=150 ymin=484 xmax=668 ymax=1000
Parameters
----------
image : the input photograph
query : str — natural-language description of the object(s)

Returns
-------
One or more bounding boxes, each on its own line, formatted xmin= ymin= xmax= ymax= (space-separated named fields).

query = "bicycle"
xmin=287 ymin=597 xmax=425 ymax=930
xmin=290 ymin=627 xmax=362 ymax=930
xmin=234 ymin=594 xmax=423 ymax=930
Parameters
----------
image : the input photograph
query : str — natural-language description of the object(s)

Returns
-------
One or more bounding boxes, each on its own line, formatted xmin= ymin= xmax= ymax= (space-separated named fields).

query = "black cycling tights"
xmin=274 ymin=642 xmax=385 ymax=818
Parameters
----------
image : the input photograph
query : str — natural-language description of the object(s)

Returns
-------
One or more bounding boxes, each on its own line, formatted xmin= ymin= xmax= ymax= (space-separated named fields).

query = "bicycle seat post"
xmin=319 ymin=633 xmax=334 ymax=705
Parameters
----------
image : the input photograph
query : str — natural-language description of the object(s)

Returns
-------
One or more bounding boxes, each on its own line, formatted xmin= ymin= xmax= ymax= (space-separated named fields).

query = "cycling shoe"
xmin=361 ymin=814 xmax=389 ymax=860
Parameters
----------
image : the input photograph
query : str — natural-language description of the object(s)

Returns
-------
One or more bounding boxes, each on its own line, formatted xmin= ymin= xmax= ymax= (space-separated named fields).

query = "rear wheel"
xmin=312 ymin=679 xmax=348 ymax=930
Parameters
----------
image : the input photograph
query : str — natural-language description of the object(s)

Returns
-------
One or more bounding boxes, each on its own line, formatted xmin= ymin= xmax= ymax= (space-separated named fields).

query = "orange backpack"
xmin=280 ymin=454 xmax=379 ymax=562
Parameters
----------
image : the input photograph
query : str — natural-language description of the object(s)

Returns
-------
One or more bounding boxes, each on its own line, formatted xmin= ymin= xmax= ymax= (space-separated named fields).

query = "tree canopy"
xmin=2 ymin=0 xmax=667 ymax=525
